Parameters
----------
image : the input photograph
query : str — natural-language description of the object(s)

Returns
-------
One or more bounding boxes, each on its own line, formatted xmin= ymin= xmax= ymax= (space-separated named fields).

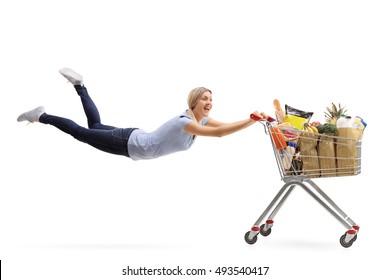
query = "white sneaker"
xmin=59 ymin=67 xmax=83 ymax=85
xmin=17 ymin=106 xmax=45 ymax=123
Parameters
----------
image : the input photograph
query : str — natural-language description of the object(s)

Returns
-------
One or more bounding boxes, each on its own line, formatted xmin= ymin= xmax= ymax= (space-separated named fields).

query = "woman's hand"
xmin=250 ymin=111 xmax=264 ymax=121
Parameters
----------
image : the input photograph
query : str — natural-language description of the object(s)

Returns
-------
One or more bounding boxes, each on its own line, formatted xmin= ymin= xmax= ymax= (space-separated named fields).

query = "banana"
xmin=310 ymin=126 xmax=319 ymax=133
xmin=302 ymin=123 xmax=312 ymax=132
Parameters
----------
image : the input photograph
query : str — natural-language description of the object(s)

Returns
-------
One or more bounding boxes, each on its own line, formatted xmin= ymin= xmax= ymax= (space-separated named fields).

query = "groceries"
xmin=336 ymin=127 xmax=363 ymax=176
xmin=298 ymin=128 xmax=320 ymax=177
xmin=273 ymin=99 xmax=285 ymax=123
xmin=284 ymin=104 xmax=314 ymax=130
xmin=336 ymin=114 xmax=347 ymax=128
xmin=317 ymin=133 xmax=337 ymax=177
xmin=261 ymin=113 xmax=287 ymax=150
xmin=263 ymin=99 xmax=366 ymax=178
xmin=337 ymin=115 xmax=367 ymax=130
xmin=325 ymin=103 xmax=348 ymax=125
xmin=355 ymin=116 xmax=367 ymax=129
xmin=281 ymin=142 xmax=297 ymax=170
xmin=316 ymin=123 xmax=337 ymax=134
xmin=353 ymin=117 xmax=365 ymax=129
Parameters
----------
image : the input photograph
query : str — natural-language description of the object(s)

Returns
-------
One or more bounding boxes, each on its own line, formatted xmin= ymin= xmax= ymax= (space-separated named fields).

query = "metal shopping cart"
xmin=244 ymin=120 xmax=363 ymax=248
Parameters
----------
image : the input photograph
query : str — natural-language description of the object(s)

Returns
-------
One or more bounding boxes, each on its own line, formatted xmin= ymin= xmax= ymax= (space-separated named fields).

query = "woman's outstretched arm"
xmin=184 ymin=111 xmax=263 ymax=137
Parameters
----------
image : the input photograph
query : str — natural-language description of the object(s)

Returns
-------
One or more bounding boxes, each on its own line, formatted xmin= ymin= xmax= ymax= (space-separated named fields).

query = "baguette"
xmin=273 ymin=99 xmax=282 ymax=111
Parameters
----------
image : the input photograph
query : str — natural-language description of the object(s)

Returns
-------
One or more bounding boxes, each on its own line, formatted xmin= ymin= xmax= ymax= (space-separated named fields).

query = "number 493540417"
xmin=214 ymin=266 xmax=269 ymax=276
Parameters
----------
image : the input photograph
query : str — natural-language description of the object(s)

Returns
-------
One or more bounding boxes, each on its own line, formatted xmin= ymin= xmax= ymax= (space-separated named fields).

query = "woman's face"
xmin=193 ymin=91 xmax=213 ymax=119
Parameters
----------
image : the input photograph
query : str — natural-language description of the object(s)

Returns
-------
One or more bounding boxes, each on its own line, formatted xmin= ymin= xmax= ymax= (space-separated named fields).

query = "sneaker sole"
xmin=59 ymin=67 xmax=83 ymax=84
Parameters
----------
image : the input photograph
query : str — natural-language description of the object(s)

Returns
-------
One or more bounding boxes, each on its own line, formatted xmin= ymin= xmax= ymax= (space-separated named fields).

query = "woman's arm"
xmin=184 ymin=112 xmax=263 ymax=137
xmin=204 ymin=118 xmax=227 ymax=127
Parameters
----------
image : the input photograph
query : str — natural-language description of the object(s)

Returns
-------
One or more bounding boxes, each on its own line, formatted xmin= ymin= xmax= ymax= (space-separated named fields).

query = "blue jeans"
xmin=39 ymin=85 xmax=136 ymax=157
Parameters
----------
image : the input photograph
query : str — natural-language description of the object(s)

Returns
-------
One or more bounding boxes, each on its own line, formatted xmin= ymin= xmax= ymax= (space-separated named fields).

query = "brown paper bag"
xmin=298 ymin=133 xmax=320 ymax=178
xmin=336 ymin=128 xmax=363 ymax=176
xmin=318 ymin=134 xmax=336 ymax=177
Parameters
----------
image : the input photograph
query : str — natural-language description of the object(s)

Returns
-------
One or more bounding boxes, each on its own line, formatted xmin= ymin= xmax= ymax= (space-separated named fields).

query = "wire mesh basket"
xmin=267 ymin=124 xmax=362 ymax=180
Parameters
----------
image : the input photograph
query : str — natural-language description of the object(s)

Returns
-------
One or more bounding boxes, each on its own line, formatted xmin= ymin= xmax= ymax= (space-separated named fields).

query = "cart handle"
xmin=250 ymin=114 xmax=263 ymax=121
xmin=250 ymin=114 xmax=270 ymax=135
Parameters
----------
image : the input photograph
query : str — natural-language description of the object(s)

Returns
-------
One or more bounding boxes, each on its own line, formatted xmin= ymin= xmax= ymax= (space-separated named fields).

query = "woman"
xmin=17 ymin=68 xmax=263 ymax=160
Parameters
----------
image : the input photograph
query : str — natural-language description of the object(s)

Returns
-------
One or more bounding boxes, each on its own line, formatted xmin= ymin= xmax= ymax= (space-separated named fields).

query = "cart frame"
xmin=244 ymin=121 xmax=362 ymax=248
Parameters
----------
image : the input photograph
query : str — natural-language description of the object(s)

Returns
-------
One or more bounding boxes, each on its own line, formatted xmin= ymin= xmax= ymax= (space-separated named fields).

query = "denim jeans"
xmin=39 ymin=85 xmax=136 ymax=157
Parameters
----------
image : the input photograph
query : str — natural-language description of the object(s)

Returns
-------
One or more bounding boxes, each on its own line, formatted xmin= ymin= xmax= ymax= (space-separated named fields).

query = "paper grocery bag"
xmin=318 ymin=135 xmax=336 ymax=177
xmin=336 ymin=128 xmax=363 ymax=176
xmin=298 ymin=133 xmax=320 ymax=178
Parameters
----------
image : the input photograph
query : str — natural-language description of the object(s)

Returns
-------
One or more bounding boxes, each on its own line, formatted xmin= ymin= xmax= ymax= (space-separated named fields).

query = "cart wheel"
xmin=259 ymin=224 xmax=272 ymax=236
xmin=244 ymin=231 xmax=258 ymax=245
xmin=339 ymin=233 xmax=355 ymax=248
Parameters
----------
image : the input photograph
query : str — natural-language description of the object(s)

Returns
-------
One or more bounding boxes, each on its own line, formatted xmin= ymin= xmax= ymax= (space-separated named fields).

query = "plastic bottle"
xmin=355 ymin=116 xmax=367 ymax=129
xmin=352 ymin=117 xmax=365 ymax=129
xmin=282 ymin=142 xmax=297 ymax=170
xmin=336 ymin=114 xmax=347 ymax=128
xmin=266 ymin=116 xmax=287 ymax=150
xmin=344 ymin=116 xmax=353 ymax=127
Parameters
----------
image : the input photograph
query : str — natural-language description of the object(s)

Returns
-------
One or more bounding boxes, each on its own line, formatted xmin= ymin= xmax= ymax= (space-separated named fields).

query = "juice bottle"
xmin=267 ymin=117 xmax=287 ymax=150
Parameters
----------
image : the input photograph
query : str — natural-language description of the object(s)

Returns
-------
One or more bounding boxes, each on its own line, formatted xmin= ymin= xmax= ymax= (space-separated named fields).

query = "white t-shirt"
xmin=127 ymin=111 xmax=208 ymax=160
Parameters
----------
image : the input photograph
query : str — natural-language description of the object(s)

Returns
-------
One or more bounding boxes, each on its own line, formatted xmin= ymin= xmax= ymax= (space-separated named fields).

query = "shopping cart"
xmin=244 ymin=119 xmax=362 ymax=248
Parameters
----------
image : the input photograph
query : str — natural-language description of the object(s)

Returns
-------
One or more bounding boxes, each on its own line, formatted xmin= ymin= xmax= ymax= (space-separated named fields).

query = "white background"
xmin=1 ymin=0 xmax=389 ymax=279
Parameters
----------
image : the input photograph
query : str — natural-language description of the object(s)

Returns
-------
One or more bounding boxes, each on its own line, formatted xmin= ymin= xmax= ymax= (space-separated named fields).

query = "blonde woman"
xmin=17 ymin=68 xmax=263 ymax=160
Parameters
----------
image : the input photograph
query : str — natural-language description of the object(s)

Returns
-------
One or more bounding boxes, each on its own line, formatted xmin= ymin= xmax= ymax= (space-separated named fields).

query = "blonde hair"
xmin=187 ymin=87 xmax=212 ymax=110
